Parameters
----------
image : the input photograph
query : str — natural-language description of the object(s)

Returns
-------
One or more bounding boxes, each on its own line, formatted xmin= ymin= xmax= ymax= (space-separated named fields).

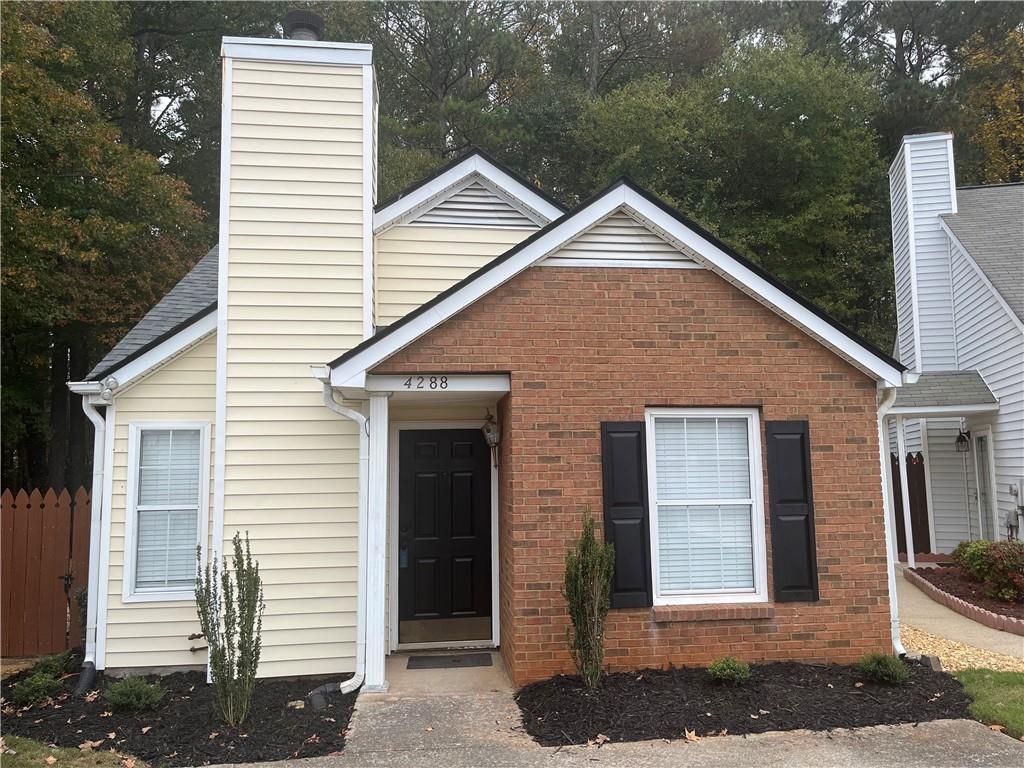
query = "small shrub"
xmin=857 ymin=653 xmax=910 ymax=685
xmin=31 ymin=651 xmax=73 ymax=678
xmin=951 ymin=539 xmax=1024 ymax=602
xmin=707 ymin=656 xmax=751 ymax=685
xmin=952 ymin=540 xmax=991 ymax=581
xmin=196 ymin=531 xmax=265 ymax=726
xmin=11 ymin=671 xmax=62 ymax=706
xmin=563 ymin=514 xmax=615 ymax=690
xmin=105 ymin=676 xmax=165 ymax=712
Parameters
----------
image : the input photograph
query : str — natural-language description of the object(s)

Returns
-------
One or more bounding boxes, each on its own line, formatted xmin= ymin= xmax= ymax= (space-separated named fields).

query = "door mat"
xmin=407 ymin=653 xmax=493 ymax=670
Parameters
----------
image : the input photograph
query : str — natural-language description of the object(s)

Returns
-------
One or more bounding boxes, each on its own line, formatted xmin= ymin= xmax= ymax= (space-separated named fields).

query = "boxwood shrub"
xmin=105 ymin=676 xmax=165 ymax=712
xmin=707 ymin=656 xmax=751 ymax=685
xmin=857 ymin=653 xmax=910 ymax=685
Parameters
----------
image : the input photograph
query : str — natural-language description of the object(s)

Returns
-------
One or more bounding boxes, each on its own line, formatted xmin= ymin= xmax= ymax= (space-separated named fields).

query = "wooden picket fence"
xmin=1 ymin=487 xmax=91 ymax=657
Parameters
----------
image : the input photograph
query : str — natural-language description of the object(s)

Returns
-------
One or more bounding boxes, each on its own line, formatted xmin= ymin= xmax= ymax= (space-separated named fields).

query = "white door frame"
xmin=972 ymin=425 xmax=999 ymax=540
xmin=388 ymin=420 xmax=500 ymax=651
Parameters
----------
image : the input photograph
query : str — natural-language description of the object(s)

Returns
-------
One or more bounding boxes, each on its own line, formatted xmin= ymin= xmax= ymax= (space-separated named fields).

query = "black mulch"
xmin=516 ymin=660 xmax=972 ymax=746
xmin=1 ymin=667 xmax=357 ymax=766
xmin=913 ymin=566 xmax=1024 ymax=619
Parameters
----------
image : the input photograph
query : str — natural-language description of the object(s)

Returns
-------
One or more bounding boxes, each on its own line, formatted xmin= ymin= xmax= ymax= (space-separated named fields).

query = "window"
xmin=124 ymin=424 xmax=209 ymax=601
xmin=646 ymin=409 xmax=767 ymax=605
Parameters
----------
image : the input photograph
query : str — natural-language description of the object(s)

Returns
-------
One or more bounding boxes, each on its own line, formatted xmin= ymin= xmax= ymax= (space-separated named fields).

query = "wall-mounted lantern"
xmin=955 ymin=430 xmax=971 ymax=453
xmin=482 ymin=410 xmax=500 ymax=467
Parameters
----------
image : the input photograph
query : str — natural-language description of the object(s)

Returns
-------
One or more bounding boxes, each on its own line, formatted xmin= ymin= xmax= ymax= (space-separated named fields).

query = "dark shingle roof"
xmin=942 ymin=184 xmax=1023 ymax=321
xmin=86 ymin=247 xmax=218 ymax=380
xmin=893 ymin=370 xmax=997 ymax=409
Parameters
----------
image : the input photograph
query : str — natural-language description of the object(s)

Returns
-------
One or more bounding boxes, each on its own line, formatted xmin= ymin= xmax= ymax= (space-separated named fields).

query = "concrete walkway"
xmin=897 ymin=569 xmax=1024 ymax=658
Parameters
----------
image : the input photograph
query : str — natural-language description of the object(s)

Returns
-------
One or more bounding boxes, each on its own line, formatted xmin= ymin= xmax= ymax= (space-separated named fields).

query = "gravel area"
xmin=901 ymin=624 xmax=1024 ymax=672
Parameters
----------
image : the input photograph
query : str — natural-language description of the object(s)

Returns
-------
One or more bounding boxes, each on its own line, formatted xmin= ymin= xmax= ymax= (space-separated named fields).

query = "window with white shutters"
xmin=126 ymin=425 xmax=207 ymax=599
xmin=646 ymin=409 xmax=767 ymax=605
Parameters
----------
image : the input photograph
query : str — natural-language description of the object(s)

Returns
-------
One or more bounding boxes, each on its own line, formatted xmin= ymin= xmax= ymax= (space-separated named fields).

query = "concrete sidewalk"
xmin=897 ymin=568 xmax=1024 ymax=658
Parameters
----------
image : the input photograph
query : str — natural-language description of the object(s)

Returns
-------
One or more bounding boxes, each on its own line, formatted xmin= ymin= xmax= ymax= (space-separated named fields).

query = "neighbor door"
xmin=974 ymin=431 xmax=996 ymax=540
xmin=398 ymin=429 xmax=492 ymax=645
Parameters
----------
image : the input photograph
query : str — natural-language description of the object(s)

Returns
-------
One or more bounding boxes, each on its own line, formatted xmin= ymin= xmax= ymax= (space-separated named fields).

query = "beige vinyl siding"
xmin=104 ymin=335 xmax=216 ymax=670
xmin=222 ymin=58 xmax=368 ymax=677
xmin=375 ymin=225 xmax=534 ymax=326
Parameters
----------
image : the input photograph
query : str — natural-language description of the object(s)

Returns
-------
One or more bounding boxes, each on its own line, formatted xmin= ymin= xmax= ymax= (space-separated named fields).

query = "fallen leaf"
xmin=758 ymin=709 xmax=769 ymax=715
xmin=718 ymin=728 xmax=729 ymax=737
xmin=424 ymin=726 xmax=433 ymax=732
xmin=45 ymin=756 xmax=57 ymax=765
xmin=684 ymin=728 xmax=700 ymax=743
xmin=750 ymin=714 xmax=759 ymax=720
xmin=121 ymin=758 xmax=136 ymax=768
xmin=84 ymin=691 xmax=99 ymax=703
xmin=854 ymin=682 xmax=864 ymax=688
xmin=99 ymin=711 xmax=112 ymax=718
xmin=990 ymin=724 xmax=1006 ymax=733
xmin=593 ymin=734 xmax=609 ymax=747
xmin=826 ymin=683 xmax=834 ymax=689
xmin=78 ymin=740 xmax=104 ymax=752
xmin=141 ymin=727 xmax=151 ymax=735
xmin=209 ymin=732 xmax=220 ymax=740
xmin=106 ymin=733 xmax=116 ymax=739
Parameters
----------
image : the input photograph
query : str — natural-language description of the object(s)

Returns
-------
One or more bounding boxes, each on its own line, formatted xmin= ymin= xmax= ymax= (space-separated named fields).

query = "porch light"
xmin=955 ymin=430 xmax=971 ymax=453
xmin=482 ymin=410 xmax=500 ymax=467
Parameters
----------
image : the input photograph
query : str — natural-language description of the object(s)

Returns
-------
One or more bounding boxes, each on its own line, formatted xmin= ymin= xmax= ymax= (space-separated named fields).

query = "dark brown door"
xmin=398 ymin=429 xmax=491 ymax=644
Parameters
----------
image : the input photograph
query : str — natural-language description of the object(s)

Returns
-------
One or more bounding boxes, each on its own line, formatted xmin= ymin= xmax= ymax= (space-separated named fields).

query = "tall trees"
xmin=1 ymin=2 xmax=206 ymax=488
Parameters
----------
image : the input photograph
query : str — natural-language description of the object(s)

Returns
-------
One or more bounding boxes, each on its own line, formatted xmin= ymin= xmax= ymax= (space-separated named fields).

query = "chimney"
xmin=888 ymin=133 xmax=958 ymax=372
xmin=214 ymin=28 xmax=376 ymax=676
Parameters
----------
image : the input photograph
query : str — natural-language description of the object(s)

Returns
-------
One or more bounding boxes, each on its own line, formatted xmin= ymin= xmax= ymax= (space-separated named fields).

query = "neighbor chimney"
xmin=282 ymin=10 xmax=325 ymax=41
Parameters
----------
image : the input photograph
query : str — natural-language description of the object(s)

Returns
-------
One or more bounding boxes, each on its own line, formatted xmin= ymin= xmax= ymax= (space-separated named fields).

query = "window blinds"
xmin=653 ymin=417 xmax=755 ymax=593
xmin=135 ymin=429 xmax=201 ymax=591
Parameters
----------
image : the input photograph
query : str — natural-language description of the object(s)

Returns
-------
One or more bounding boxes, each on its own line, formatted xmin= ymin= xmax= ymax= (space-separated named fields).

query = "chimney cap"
xmin=282 ymin=10 xmax=325 ymax=41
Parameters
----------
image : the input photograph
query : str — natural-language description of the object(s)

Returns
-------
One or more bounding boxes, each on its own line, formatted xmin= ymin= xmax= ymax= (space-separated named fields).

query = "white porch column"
xmin=895 ymin=416 xmax=916 ymax=569
xmin=364 ymin=391 xmax=391 ymax=692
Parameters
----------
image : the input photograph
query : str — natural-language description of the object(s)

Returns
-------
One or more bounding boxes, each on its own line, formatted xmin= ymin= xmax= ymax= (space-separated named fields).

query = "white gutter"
xmin=311 ymin=370 xmax=368 ymax=697
xmin=876 ymin=385 xmax=907 ymax=655
xmin=68 ymin=382 xmax=106 ymax=677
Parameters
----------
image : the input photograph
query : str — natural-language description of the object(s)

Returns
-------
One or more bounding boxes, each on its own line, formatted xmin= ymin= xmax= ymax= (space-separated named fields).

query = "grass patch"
xmin=956 ymin=668 xmax=1024 ymax=739
xmin=1 ymin=735 xmax=141 ymax=768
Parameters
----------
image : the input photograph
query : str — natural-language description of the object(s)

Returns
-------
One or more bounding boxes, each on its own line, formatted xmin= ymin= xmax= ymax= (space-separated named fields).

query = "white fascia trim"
xmin=98 ymin=313 xmax=217 ymax=393
xmin=365 ymin=374 xmax=510 ymax=393
xmin=221 ymin=37 xmax=372 ymax=66
xmin=889 ymin=403 xmax=999 ymax=417
xmin=539 ymin=257 xmax=703 ymax=269
xmin=213 ymin=54 xmax=233 ymax=589
xmin=121 ymin=422 xmax=211 ymax=604
xmin=939 ymin=220 xmax=1024 ymax=334
xmin=373 ymin=154 xmax=563 ymax=234
xmin=362 ymin=63 xmax=376 ymax=339
xmin=333 ymin=185 xmax=904 ymax=386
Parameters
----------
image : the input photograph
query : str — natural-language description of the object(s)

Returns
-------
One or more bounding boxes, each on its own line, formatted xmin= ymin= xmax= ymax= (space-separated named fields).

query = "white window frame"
xmin=645 ymin=408 xmax=768 ymax=606
xmin=123 ymin=421 xmax=211 ymax=603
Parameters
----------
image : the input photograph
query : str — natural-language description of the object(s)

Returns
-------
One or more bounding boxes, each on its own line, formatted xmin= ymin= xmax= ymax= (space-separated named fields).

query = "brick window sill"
xmin=652 ymin=603 xmax=775 ymax=623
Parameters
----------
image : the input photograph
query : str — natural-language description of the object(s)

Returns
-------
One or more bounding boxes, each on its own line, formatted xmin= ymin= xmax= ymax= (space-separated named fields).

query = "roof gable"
xmin=541 ymin=208 xmax=701 ymax=268
xmin=329 ymin=179 xmax=904 ymax=386
xmin=373 ymin=149 xmax=565 ymax=234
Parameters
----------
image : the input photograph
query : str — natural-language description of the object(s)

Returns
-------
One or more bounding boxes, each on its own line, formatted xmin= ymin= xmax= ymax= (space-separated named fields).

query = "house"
xmin=884 ymin=133 xmax=1023 ymax=567
xmin=68 ymin=27 xmax=912 ymax=691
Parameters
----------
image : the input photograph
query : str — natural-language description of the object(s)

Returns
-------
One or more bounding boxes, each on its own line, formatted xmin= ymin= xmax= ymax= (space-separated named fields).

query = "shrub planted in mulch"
xmin=913 ymin=567 xmax=1024 ymax=620
xmin=516 ymin=660 xmax=972 ymax=746
xmin=1 ymin=666 xmax=356 ymax=766
xmin=950 ymin=540 xmax=1024 ymax=603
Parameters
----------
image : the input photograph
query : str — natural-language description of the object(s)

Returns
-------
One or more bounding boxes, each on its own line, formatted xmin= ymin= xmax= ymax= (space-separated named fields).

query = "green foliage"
xmin=195 ymin=531 xmax=265 ymax=727
xmin=953 ymin=540 xmax=1024 ymax=602
xmin=957 ymin=668 xmax=1024 ymax=739
xmin=76 ymin=588 xmax=89 ymax=648
xmin=707 ymin=656 xmax=751 ymax=685
xmin=857 ymin=653 xmax=910 ymax=685
xmin=31 ymin=651 xmax=74 ymax=678
xmin=105 ymin=676 xmax=165 ymax=712
xmin=563 ymin=515 xmax=615 ymax=690
xmin=11 ymin=671 xmax=62 ymax=707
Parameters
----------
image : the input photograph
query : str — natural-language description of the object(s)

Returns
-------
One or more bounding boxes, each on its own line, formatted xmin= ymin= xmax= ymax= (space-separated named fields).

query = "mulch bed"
xmin=912 ymin=567 xmax=1024 ymax=620
xmin=516 ymin=660 xmax=972 ymax=746
xmin=1 ymin=665 xmax=356 ymax=766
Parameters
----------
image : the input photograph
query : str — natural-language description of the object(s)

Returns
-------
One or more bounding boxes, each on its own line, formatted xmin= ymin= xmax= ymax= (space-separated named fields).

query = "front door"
xmin=398 ymin=429 xmax=491 ymax=645
xmin=974 ymin=432 xmax=996 ymax=540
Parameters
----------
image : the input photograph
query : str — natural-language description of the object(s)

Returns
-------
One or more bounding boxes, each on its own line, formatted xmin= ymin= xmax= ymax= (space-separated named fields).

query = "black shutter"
xmin=600 ymin=421 xmax=653 ymax=608
xmin=765 ymin=420 xmax=819 ymax=602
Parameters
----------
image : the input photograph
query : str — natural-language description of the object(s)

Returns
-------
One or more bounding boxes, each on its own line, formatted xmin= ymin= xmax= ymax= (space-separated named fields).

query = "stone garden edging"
xmin=904 ymin=567 xmax=1024 ymax=637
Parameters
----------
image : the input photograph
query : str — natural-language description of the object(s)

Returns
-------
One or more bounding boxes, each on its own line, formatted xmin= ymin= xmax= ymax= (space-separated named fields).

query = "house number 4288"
xmin=402 ymin=375 xmax=448 ymax=390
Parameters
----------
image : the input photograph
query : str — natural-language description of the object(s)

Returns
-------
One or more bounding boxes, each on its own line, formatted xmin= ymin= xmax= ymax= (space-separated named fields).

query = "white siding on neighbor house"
xmin=374 ymin=224 xmax=534 ymax=326
xmin=221 ymin=57 xmax=370 ymax=677
xmin=546 ymin=210 xmax=701 ymax=265
xmin=410 ymin=180 xmax=538 ymax=228
xmin=952 ymin=239 xmax=1024 ymax=540
xmin=889 ymin=152 xmax=917 ymax=371
xmin=105 ymin=336 xmax=216 ymax=670
xmin=924 ymin=419 xmax=972 ymax=552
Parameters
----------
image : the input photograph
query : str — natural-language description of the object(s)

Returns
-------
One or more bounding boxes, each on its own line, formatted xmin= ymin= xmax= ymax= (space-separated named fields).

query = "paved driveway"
xmin=223 ymin=690 xmax=1024 ymax=768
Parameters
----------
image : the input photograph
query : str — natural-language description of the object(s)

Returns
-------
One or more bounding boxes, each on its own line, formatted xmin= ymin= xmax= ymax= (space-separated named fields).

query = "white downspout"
xmin=310 ymin=377 xmax=368 ymax=697
xmin=877 ymin=386 xmax=907 ymax=655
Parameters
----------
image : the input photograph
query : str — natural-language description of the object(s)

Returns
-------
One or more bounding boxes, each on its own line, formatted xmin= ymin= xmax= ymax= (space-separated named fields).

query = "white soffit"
xmin=331 ymin=182 xmax=903 ymax=386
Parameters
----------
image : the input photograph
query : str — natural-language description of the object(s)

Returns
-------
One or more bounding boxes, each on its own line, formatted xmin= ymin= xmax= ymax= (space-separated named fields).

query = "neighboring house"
xmin=69 ymin=30 xmax=911 ymax=691
xmin=885 ymin=133 xmax=1024 ymax=566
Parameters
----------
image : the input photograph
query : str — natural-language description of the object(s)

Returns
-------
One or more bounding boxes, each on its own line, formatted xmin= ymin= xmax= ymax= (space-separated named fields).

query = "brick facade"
xmin=374 ymin=266 xmax=892 ymax=686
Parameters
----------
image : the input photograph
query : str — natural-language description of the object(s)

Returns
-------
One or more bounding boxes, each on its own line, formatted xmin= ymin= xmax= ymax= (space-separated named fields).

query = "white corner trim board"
xmin=373 ymin=153 xmax=563 ymax=234
xmin=362 ymin=63 xmax=376 ymax=340
xmin=332 ymin=184 xmax=904 ymax=387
